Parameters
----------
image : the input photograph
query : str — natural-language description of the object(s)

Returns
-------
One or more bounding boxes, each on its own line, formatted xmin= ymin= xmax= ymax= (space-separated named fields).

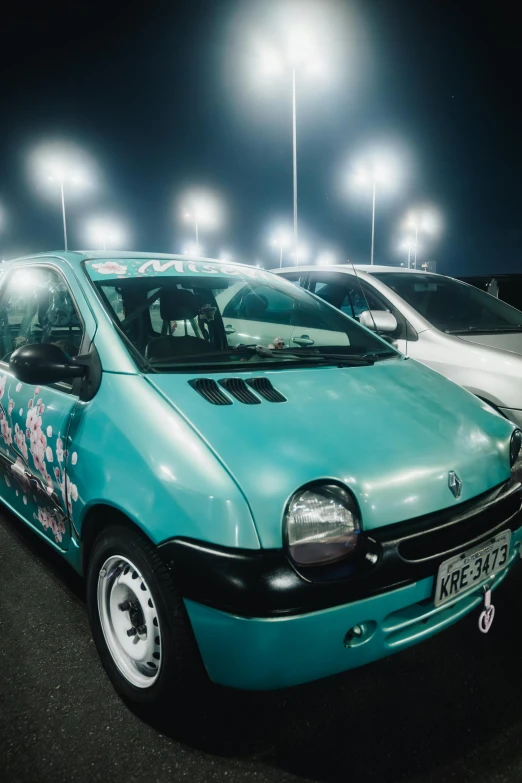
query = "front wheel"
xmin=86 ymin=524 xmax=207 ymax=706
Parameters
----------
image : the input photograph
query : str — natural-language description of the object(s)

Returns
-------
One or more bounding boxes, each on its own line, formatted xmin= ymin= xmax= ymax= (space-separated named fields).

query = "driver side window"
xmin=0 ymin=267 xmax=83 ymax=365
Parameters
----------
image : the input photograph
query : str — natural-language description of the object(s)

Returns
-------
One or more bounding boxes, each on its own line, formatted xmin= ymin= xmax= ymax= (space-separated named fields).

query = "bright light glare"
xmin=86 ymin=217 xmax=127 ymax=249
xmin=180 ymin=190 xmax=223 ymax=230
xmin=317 ymin=251 xmax=337 ymax=265
xmin=351 ymin=156 xmax=400 ymax=192
xmin=183 ymin=242 xmax=203 ymax=257
xmin=270 ymin=229 xmax=291 ymax=249
xmin=405 ymin=208 xmax=442 ymax=235
xmin=29 ymin=141 xmax=95 ymax=194
xmin=220 ymin=250 xmax=233 ymax=261
xmin=291 ymin=244 xmax=309 ymax=263
xmin=258 ymin=46 xmax=283 ymax=76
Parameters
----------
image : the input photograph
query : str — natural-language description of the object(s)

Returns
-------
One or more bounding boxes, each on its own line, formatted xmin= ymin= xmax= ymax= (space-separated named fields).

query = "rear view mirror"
xmin=359 ymin=310 xmax=398 ymax=333
xmin=10 ymin=343 xmax=86 ymax=385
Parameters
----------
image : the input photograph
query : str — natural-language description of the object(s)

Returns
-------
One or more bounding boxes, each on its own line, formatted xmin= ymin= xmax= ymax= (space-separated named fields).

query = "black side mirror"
xmin=9 ymin=343 xmax=86 ymax=385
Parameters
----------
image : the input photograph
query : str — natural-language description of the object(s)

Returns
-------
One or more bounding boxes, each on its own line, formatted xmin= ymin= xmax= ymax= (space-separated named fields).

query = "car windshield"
xmin=372 ymin=272 xmax=522 ymax=333
xmin=85 ymin=257 xmax=397 ymax=370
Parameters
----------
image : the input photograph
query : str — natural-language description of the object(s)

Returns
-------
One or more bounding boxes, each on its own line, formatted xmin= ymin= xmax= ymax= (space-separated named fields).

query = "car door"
xmin=219 ymin=282 xmax=296 ymax=349
xmin=306 ymin=272 xmax=410 ymax=354
xmin=0 ymin=264 xmax=86 ymax=551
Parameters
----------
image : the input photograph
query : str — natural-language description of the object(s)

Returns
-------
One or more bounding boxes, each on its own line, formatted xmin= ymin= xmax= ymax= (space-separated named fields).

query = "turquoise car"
xmin=1 ymin=251 xmax=521 ymax=707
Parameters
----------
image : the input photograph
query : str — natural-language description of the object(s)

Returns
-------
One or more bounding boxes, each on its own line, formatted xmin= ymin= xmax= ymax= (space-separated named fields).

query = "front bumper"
xmin=184 ymin=534 xmax=521 ymax=689
xmin=158 ymin=481 xmax=522 ymax=689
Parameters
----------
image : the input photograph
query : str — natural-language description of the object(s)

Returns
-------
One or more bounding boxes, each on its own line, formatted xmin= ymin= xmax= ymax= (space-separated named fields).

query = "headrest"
xmin=243 ymin=292 xmax=268 ymax=319
xmin=160 ymin=288 xmax=200 ymax=321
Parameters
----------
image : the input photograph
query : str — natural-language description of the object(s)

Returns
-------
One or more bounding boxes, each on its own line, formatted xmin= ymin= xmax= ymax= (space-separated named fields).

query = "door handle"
xmin=224 ymin=325 xmax=236 ymax=335
xmin=292 ymin=335 xmax=314 ymax=346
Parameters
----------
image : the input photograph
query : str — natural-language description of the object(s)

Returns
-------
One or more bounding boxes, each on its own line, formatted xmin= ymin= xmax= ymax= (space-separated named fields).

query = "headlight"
xmin=510 ymin=429 xmax=522 ymax=479
xmin=285 ymin=484 xmax=361 ymax=566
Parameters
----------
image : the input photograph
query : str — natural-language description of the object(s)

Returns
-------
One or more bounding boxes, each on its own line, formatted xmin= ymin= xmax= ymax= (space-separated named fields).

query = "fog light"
xmin=343 ymin=621 xmax=377 ymax=648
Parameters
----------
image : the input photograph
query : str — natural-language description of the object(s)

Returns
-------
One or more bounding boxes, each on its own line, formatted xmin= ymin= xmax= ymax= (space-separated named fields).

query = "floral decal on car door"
xmin=0 ymin=375 xmax=78 ymax=543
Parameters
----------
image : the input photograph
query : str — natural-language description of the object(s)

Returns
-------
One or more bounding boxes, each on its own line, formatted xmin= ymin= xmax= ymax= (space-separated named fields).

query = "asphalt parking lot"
xmin=2 ymin=509 xmax=522 ymax=783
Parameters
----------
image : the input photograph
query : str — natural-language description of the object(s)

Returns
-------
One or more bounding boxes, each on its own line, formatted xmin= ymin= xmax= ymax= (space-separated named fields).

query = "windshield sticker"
xmin=85 ymin=257 xmax=279 ymax=283
xmin=92 ymin=261 xmax=128 ymax=276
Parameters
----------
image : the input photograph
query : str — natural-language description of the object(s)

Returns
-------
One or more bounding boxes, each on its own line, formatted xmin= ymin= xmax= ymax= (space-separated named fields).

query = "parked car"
xmin=459 ymin=274 xmax=522 ymax=311
xmin=275 ymin=265 xmax=522 ymax=427
xmin=1 ymin=251 xmax=522 ymax=708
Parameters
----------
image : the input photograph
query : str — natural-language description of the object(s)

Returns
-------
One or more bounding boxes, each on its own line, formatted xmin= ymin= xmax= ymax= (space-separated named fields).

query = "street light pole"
xmin=413 ymin=222 xmax=418 ymax=269
xmin=60 ymin=179 xmax=68 ymax=250
xmin=292 ymin=67 xmax=298 ymax=265
xmin=370 ymin=174 xmax=376 ymax=265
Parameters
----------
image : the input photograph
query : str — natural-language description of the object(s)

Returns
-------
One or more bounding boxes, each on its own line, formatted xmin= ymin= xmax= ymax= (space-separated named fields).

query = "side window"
xmin=0 ymin=267 xmax=83 ymax=364
xmin=278 ymin=272 xmax=308 ymax=289
xmin=309 ymin=274 xmax=384 ymax=318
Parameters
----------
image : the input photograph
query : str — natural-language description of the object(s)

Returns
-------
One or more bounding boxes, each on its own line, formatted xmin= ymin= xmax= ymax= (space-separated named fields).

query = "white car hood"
xmin=457 ymin=332 xmax=522 ymax=354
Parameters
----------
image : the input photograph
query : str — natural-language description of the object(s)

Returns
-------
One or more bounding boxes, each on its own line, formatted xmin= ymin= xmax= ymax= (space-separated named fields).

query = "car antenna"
xmin=347 ymin=258 xmax=378 ymax=332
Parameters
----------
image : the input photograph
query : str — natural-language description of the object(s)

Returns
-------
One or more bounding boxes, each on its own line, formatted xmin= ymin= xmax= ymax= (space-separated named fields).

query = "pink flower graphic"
xmin=92 ymin=261 xmax=128 ymax=276
xmin=14 ymin=424 xmax=28 ymax=461
xmin=1 ymin=416 xmax=12 ymax=446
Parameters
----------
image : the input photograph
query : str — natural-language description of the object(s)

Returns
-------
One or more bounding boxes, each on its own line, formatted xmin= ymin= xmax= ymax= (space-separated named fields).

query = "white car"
xmin=215 ymin=280 xmax=349 ymax=349
xmin=274 ymin=265 xmax=522 ymax=427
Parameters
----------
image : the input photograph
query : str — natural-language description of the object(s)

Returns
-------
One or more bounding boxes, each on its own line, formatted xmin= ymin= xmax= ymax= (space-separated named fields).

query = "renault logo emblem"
xmin=448 ymin=471 xmax=462 ymax=498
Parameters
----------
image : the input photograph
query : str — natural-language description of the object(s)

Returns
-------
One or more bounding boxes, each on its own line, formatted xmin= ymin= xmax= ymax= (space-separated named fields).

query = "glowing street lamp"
xmin=404 ymin=209 xmax=440 ymax=269
xmin=258 ymin=29 xmax=324 ymax=258
xmin=290 ymin=243 xmax=310 ymax=265
xmin=352 ymin=157 xmax=399 ymax=265
xmin=29 ymin=142 xmax=97 ymax=251
xmin=86 ymin=218 xmax=126 ymax=251
xmin=45 ymin=167 xmax=88 ymax=251
xmin=316 ymin=251 xmax=337 ymax=266
xmin=399 ymin=237 xmax=418 ymax=269
xmin=270 ymin=230 xmax=291 ymax=267
xmin=181 ymin=191 xmax=222 ymax=254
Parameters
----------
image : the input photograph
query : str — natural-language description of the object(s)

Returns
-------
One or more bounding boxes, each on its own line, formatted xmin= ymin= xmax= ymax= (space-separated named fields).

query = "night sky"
xmin=1 ymin=0 xmax=521 ymax=274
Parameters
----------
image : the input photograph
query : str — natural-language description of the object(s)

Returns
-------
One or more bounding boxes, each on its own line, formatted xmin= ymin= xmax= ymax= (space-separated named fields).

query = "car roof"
xmin=459 ymin=273 xmax=522 ymax=280
xmin=275 ymin=264 xmax=445 ymax=276
xmin=1 ymin=250 xmax=260 ymax=273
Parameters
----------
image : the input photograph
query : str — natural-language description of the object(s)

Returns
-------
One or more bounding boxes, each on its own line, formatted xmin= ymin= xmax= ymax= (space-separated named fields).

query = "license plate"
xmin=434 ymin=530 xmax=511 ymax=607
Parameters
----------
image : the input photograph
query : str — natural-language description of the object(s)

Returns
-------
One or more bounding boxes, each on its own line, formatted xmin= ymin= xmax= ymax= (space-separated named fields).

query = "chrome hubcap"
xmin=97 ymin=555 xmax=162 ymax=688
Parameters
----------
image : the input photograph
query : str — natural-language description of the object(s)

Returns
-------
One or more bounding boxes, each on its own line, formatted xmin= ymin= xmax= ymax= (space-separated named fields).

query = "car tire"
xmin=86 ymin=523 xmax=208 ymax=707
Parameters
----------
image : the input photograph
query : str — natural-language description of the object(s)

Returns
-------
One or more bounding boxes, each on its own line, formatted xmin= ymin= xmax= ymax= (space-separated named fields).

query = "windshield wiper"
xmin=360 ymin=349 xmax=398 ymax=361
xmin=148 ymin=344 xmax=373 ymax=368
xmin=445 ymin=326 xmax=522 ymax=334
xmin=276 ymin=347 xmax=373 ymax=366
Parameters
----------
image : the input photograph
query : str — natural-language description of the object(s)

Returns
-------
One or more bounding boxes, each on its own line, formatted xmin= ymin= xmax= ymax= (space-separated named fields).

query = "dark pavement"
xmin=2 ymin=508 xmax=522 ymax=783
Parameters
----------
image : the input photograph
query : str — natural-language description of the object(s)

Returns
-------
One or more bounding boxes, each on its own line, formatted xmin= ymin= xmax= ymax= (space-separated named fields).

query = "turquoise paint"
xmin=0 ymin=251 xmax=520 ymax=690
xmin=148 ymin=359 xmax=514 ymax=547
xmin=185 ymin=527 xmax=522 ymax=690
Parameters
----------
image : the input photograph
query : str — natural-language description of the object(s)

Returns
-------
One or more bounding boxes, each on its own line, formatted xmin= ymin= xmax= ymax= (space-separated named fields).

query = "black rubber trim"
xmin=158 ymin=481 xmax=522 ymax=618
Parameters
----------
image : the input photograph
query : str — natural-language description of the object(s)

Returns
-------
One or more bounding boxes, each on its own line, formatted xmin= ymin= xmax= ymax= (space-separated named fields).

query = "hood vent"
xmin=219 ymin=378 xmax=261 ymax=405
xmin=246 ymin=377 xmax=287 ymax=403
xmin=188 ymin=378 xmax=232 ymax=406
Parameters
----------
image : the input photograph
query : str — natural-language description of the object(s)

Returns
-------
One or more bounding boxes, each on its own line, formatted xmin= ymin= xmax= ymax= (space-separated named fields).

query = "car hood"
xmin=147 ymin=358 xmax=513 ymax=548
xmin=457 ymin=332 xmax=522 ymax=354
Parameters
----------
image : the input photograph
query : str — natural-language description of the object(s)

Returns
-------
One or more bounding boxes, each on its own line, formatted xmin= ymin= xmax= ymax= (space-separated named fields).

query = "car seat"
xmin=145 ymin=288 xmax=217 ymax=360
